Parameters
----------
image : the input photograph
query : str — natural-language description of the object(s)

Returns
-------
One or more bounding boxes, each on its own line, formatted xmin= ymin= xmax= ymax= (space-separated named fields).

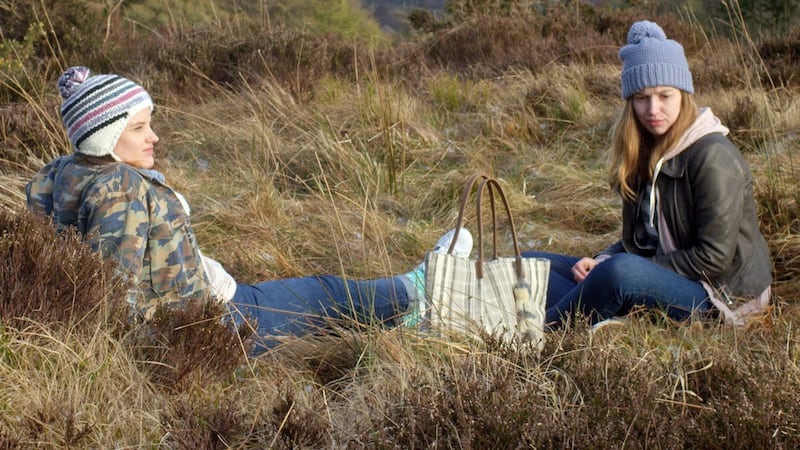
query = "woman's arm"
xmin=597 ymin=240 xmax=626 ymax=257
xmin=655 ymin=141 xmax=745 ymax=280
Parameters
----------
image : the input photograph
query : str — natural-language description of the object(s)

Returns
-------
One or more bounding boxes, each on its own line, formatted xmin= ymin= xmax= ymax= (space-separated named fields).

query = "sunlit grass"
xmin=0 ymin=0 xmax=799 ymax=447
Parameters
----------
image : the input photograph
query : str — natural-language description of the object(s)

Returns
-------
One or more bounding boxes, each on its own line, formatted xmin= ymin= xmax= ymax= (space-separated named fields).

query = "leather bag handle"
xmin=447 ymin=172 xmax=524 ymax=280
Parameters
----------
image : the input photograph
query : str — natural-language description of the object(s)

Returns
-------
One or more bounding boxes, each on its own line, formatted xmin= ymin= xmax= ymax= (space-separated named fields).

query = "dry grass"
xmin=0 ymin=0 xmax=799 ymax=447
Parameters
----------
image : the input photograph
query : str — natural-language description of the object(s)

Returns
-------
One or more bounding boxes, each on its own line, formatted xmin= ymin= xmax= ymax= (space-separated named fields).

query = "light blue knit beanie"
xmin=58 ymin=66 xmax=153 ymax=158
xmin=618 ymin=20 xmax=694 ymax=99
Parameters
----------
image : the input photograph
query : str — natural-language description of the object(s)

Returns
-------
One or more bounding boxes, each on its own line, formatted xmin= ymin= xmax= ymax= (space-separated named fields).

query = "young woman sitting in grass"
xmin=26 ymin=66 xmax=472 ymax=355
xmin=523 ymin=20 xmax=772 ymax=330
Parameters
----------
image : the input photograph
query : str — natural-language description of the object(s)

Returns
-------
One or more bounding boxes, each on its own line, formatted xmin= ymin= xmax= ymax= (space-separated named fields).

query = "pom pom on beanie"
xmin=618 ymin=20 xmax=693 ymax=99
xmin=58 ymin=66 xmax=153 ymax=158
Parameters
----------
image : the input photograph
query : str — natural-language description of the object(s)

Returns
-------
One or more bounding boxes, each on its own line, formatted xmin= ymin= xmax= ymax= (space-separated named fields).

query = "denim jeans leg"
xmin=522 ymin=251 xmax=581 ymax=308
xmin=545 ymin=253 xmax=710 ymax=327
xmin=229 ymin=275 xmax=410 ymax=354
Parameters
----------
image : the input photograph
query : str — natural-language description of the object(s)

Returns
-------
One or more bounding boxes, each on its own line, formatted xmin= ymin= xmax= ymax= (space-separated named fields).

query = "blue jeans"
xmin=521 ymin=251 xmax=711 ymax=328
xmin=229 ymin=275 xmax=409 ymax=355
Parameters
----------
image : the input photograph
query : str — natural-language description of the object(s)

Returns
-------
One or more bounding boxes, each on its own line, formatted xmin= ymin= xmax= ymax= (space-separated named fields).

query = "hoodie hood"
xmin=648 ymin=107 xmax=729 ymax=228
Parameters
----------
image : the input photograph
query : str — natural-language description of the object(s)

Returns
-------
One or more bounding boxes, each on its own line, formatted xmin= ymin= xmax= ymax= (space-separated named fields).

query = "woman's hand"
xmin=572 ymin=257 xmax=600 ymax=283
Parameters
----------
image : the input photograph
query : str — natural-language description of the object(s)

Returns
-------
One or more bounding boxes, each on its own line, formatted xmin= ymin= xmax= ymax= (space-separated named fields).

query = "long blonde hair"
xmin=608 ymin=92 xmax=698 ymax=201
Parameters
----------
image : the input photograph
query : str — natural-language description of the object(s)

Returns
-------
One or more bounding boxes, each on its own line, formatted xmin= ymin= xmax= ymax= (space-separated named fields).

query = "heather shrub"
xmin=161 ymin=392 xmax=250 ymax=449
xmin=0 ymin=0 xmax=102 ymax=57
xmin=570 ymin=318 xmax=800 ymax=449
xmin=0 ymin=100 xmax=64 ymax=170
xmin=0 ymin=0 xmax=109 ymax=102
xmin=366 ymin=315 xmax=800 ymax=449
xmin=758 ymin=30 xmax=800 ymax=89
xmin=381 ymin=349 xmax=552 ymax=448
xmin=0 ymin=1 xmax=369 ymax=102
xmin=0 ymin=210 xmax=252 ymax=393
xmin=691 ymin=37 xmax=761 ymax=91
xmin=712 ymin=90 xmax=792 ymax=152
xmin=0 ymin=209 xmax=129 ymax=332
xmin=409 ymin=2 xmax=695 ymax=77
xmin=0 ymin=21 xmax=46 ymax=104
xmin=444 ymin=0 xmax=533 ymax=20
xmin=126 ymin=299 xmax=253 ymax=392
xmin=119 ymin=25 xmax=363 ymax=99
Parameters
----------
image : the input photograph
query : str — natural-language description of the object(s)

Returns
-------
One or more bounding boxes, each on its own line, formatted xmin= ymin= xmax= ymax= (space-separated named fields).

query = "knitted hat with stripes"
xmin=58 ymin=66 xmax=153 ymax=158
xmin=618 ymin=21 xmax=693 ymax=99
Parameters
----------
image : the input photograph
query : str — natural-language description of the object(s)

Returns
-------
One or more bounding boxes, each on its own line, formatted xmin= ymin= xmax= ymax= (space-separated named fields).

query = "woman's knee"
xmin=594 ymin=253 xmax=648 ymax=283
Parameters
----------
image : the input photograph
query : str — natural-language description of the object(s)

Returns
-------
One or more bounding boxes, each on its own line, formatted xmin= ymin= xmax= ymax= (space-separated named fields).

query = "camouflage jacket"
xmin=25 ymin=155 xmax=212 ymax=318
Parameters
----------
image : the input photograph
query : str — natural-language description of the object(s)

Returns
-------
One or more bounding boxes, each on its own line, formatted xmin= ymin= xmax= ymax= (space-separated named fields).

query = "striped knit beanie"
xmin=58 ymin=66 xmax=153 ymax=158
xmin=618 ymin=21 xmax=693 ymax=99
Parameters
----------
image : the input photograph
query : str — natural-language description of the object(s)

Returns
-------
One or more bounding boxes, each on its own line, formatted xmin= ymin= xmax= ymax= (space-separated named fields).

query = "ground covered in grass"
xmin=1 ymin=0 xmax=799 ymax=447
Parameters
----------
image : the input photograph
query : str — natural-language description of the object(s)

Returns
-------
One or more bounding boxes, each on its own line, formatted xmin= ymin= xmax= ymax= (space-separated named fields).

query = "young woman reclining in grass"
xmin=26 ymin=66 xmax=473 ymax=355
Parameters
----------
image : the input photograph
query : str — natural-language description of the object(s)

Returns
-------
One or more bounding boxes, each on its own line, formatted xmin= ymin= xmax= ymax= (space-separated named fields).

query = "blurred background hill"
xmin=52 ymin=0 xmax=799 ymax=38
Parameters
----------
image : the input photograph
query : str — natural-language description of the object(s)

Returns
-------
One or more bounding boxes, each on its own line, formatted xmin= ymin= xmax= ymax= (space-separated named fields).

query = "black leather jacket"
xmin=601 ymin=133 xmax=772 ymax=299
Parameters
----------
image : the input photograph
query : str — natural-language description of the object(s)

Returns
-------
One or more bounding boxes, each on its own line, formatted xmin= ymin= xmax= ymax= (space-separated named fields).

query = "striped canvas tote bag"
xmin=425 ymin=173 xmax=549 ymax=349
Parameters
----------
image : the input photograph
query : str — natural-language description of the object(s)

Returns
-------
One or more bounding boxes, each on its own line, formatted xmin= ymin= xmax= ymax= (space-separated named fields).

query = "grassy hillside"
xmin=1 ymin=0 xmax=799 ymax=447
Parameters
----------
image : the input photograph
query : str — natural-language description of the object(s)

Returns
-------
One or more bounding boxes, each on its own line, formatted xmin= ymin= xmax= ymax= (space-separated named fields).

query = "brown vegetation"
xmin=1 ymin=0 xmax=799 ymax=447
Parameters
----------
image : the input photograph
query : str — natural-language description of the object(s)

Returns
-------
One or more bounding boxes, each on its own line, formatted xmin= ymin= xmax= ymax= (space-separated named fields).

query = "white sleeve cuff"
xmin=200 ymin=252 xmax=238 ymax=302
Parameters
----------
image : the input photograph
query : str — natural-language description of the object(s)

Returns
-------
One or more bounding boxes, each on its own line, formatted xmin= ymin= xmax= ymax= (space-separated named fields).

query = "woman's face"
xmin=112 ymin=108 xmax=159 ymax=169
xmin=631 ymin=86 xmax=682 ymax=136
